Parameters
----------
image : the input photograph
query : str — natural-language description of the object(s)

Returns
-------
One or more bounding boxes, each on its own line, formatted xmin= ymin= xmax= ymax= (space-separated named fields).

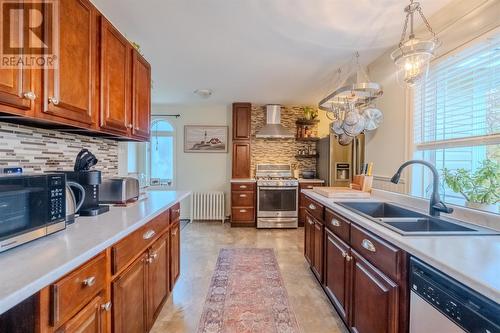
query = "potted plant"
xmin=442 ymin=160 xmax=500 ymax=213
xmin=301 ymin=106 xmax=318 ymax=121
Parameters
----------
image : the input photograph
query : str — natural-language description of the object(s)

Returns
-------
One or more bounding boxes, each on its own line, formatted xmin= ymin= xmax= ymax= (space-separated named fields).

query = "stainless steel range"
xmin=256 ymin=164 xmax=298 ymax=228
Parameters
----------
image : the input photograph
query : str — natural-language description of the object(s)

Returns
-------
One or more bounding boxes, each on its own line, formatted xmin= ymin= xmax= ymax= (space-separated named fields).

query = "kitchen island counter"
xmin=0 ymin=190 xmax=190 ymax=315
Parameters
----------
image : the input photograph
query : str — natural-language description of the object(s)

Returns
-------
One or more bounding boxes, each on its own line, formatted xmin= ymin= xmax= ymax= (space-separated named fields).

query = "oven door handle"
xmin=258 ymin=187 xmax=298 ymax=190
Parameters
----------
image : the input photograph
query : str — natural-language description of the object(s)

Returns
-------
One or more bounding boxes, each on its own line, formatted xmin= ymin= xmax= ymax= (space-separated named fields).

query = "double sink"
xmin=337 ymin=202 xmax=499 ymax=236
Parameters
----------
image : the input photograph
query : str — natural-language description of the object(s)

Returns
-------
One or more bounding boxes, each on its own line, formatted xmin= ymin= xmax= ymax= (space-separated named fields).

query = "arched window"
xmin=150 ymin=119 xmax=175 ymax=187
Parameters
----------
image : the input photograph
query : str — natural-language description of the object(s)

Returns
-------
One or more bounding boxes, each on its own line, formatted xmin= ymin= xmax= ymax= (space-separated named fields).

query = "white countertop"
xmin=230 ymin=178 xmax=256 ymax=183
xmin=298 ymin=178 xmax=325 ymax=183
xmin=0 ymin=190 xmax=190 ymax=315
xmin=302 ymin=190 xmax=500 ymax=304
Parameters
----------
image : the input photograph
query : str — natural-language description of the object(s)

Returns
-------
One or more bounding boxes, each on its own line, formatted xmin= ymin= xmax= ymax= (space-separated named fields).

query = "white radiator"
xmin=190 ymin=192 xmax=225 ymax=223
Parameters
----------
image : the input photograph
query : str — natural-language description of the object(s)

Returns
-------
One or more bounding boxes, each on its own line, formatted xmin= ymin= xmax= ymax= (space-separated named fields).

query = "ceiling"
xmin=92 ymin=0 xmax=452 ymax=106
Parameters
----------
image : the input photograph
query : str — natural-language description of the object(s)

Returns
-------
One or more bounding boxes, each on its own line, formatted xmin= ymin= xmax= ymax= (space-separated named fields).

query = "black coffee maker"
xmin=63 ymin=149 xmax=109 ymax=216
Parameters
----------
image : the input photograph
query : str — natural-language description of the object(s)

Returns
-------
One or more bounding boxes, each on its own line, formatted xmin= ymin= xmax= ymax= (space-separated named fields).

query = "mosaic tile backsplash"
xmin=251 ymin=105 xmax=317 ymax=176
xmin=0 ymin=122 xmax=119 ymax=176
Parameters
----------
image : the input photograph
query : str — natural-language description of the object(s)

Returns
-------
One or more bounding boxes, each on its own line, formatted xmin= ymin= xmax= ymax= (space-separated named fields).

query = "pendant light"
xmin=391 ymin=0 xmax=439 ymax=86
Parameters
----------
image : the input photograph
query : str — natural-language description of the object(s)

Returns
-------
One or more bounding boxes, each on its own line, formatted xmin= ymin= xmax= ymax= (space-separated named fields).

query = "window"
xmin=410 ymin=31 xmax=500 ymax=213
xmin=150 ymin=119 xmax=175 ymax=187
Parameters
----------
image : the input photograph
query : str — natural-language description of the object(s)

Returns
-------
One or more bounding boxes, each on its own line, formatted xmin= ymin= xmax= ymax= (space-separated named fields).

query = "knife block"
xmin=351 ymin=175 xmax=373 ymax=192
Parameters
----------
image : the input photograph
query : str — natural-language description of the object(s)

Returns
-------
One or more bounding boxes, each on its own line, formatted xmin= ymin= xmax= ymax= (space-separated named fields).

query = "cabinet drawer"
xmin=231 ymin=191 xmax=255 ymax=207
xmin=170 ymin=203 xmax=180 ymax=223
xmin=299 ymin=182 xmax=323 ymax=190
xmin=350 ymin=224 xmax=403 ymax=281
xmin=324 ymin=208 xmax=350 ymax=243
xmin=231 ymin=207 xmax=254 ymax=221
xmin=303 ymin=196 xmax=324 ymax=221
xmin=112 ymin=211 xmax=169 ymax=274
xmin=50 ymin=253 xmax=107 ymax=327
xmin=231 ymin=182 xmax=256 ymax=191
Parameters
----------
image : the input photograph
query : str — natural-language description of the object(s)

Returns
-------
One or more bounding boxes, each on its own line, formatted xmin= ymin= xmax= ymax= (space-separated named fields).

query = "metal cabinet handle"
xmin=345 ymin=255 xmax=352 ymax=262
xmin=341 ymin=251 xmax=347 ymax=258
xmin=48 ymin=97 xmax=59 ymax=105
xmin=143 ymin=229 xmax=156 ymax=240
xmin=308 ymin=204 xmax=316 ymax=210
xmin=150 ymin=251 xmax=158 ymax=260
xmin=127 ymin=124 xmax=133 ymax=129
xmin=331 ymin=219 xmax=340 ymax=227
xmin=174 ymin=209 xmax=180 ymax=214
xmin=239 ymin=185 xmax=247 ymax=189
xmin=239 ymin=194 xmax=247 ymax=198
xmin=82 ymin=276 xmax=96 ymax=287
xmin=362 ymin=239 xmax=376 ymax=252
xmin=307 ymin=217 xmax=314 ymax=225
xmin=307 ymin=185 xmax=313 ymax=189
xmin=23 ymin=91 xmax=36 ymax=100
xmin=101 ymin=301 xmax=112 ymax=312
xmin=239 ymin=209 xmax=247 ymax=213
xmin=146 ymin=257 xmax=153 ymax=264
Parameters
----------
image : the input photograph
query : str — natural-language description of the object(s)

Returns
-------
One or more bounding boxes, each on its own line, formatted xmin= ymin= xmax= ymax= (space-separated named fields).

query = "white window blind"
xmin=413 ymin=34 xmax=500 ymax=151
xmin=411 ymin=31 xmax=500 ymax=208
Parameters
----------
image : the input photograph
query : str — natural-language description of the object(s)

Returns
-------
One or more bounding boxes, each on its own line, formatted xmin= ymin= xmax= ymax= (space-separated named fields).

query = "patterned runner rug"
xmin=197 ymin=248 xmax=301 ymax=333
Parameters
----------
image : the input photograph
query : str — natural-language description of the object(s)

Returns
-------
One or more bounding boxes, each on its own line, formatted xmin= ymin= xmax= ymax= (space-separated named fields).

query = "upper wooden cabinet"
xmin=41 ymin=0 xmax=98 ymax=126
xmin=0 ymin=4 xmax=35 ymax=115
xmin=232 ymin=102 xmax=251 ymax=140
xmin=131 ymin=51 xmax=151 ymax=140
xmin=0 ymin=0 xmax=151 ymax=142
xmin=99 ymin=17 xmax=132 ymax=136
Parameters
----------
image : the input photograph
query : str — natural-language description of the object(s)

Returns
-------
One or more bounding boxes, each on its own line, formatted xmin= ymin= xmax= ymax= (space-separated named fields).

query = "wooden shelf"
xmin=296 ymin=137 xmax=320 ymax=142
xmin=296 ymin=119 xmax=320 ymax=125
xmin=295 ymin=154 xmax=319 ymax=158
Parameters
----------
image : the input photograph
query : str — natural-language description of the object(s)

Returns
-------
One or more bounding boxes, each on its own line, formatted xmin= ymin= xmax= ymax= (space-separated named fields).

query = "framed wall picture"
xmin=184 ymin=125 xmax=228 ymax=153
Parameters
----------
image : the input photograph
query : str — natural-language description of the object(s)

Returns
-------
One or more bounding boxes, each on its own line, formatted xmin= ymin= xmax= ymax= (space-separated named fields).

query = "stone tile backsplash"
xmin=251 ymin=105 xmax=317 ymax=176
xmin=0 ymin=122 xmax=118 ymax=176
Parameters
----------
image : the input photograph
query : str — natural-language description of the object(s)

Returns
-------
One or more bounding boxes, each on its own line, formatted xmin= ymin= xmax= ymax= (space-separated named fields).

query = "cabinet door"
xmin=42 ymin=0 xmax=97 ymax=126
xmin=324 ymin=229 xmax=350 ymax=320
xmin=112 ymin=254 xmax=147 ymax=333
xmin=170 ymin=222 xmax=180 ymax=289
xmin=232 ymin=103 xmax=251 ymax=140
xmin=232 ymin=142 xmax=251 ymax=178
xmin=350 ymin=250 xmax=399 ymax=333
xmin=0 ymin=3 xmax=34 ymax=114
xmin=100 ymin=17 xmax=131 ymax=135
xmin=304 ymin=213 xmax=314 ymax=264
xmin=147 ymin=235 xmax=168 ymax=327
xmin=55 ymin=295 xmax=107 ymax=333
xmin=131 ymin=51 xmax=151 ymax=140
xmin=312 ymin=219 xmax=324 ymax=282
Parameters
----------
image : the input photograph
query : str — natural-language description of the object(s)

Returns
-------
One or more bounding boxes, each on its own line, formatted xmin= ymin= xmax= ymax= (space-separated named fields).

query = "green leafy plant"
xmin=301 ymin=106 xmax=318 ymax=120
xmin=442 ymin=160 xmax=500 ymax=205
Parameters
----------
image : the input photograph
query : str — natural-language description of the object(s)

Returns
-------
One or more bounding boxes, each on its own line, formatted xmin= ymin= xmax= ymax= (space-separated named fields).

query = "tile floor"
xmin=150 ymin=222 xmax=348 ymax=333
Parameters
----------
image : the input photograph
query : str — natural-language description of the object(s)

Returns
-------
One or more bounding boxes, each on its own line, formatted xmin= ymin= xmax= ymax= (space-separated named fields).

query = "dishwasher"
xmin=409 ymin=257 xmax=500 ymax=333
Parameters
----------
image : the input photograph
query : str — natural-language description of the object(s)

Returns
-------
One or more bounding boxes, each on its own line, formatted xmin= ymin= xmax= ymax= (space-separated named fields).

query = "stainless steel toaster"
xmin=99 ymin=177 xmax=140 ymax=204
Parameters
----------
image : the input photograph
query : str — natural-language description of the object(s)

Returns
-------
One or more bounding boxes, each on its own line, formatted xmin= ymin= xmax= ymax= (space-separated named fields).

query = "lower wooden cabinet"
xmin=350 ymin=251 xmax=399 ymax=333
xmin=304 ymin=213 xmax=314 ymax=264
xmin=304 ymin=198 xmax=408 ymax=333
xmin=298 ymin=182 xmax=324 ymax=226
xmin=55 ymin=295 xmax=108 ymax=333
xmin=112 ymin=254 xmax=148 ymax=333
xmin=148 ymin=235 xmax=169 ymax=327
xmin=230 ymin=182 xmax=256 ymax=227
xmin=170 ymin=222 xmax=180 ymax=288
xmin=312 ymin=218 xmax=324 ymax=282
xmin=324 ymin=229 xmax=350 ymax=321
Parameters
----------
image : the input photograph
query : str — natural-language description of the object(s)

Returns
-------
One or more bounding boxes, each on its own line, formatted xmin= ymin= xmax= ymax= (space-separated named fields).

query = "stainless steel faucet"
xmin=390 ymin=160 xmax=453 ymax=217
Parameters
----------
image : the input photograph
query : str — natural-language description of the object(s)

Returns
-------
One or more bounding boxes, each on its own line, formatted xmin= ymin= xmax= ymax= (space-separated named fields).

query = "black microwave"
xmin=0 ymin=173 xmax=66 ymax=253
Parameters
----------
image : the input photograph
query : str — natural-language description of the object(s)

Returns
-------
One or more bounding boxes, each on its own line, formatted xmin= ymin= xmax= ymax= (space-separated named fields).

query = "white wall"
xmin=366 ymin=0 xmax=499 ymax=185
xmin=152 ymin=104 xmax=233 ymax=218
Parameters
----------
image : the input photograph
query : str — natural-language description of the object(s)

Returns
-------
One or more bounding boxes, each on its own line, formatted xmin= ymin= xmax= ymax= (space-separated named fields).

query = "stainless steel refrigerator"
xmin=317 ymin=133 xmax=365 ymax=187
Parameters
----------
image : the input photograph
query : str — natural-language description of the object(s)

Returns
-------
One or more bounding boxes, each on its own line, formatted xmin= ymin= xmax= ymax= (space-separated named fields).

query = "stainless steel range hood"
xmin=255 ymin=104 xmax=295 ymax=139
